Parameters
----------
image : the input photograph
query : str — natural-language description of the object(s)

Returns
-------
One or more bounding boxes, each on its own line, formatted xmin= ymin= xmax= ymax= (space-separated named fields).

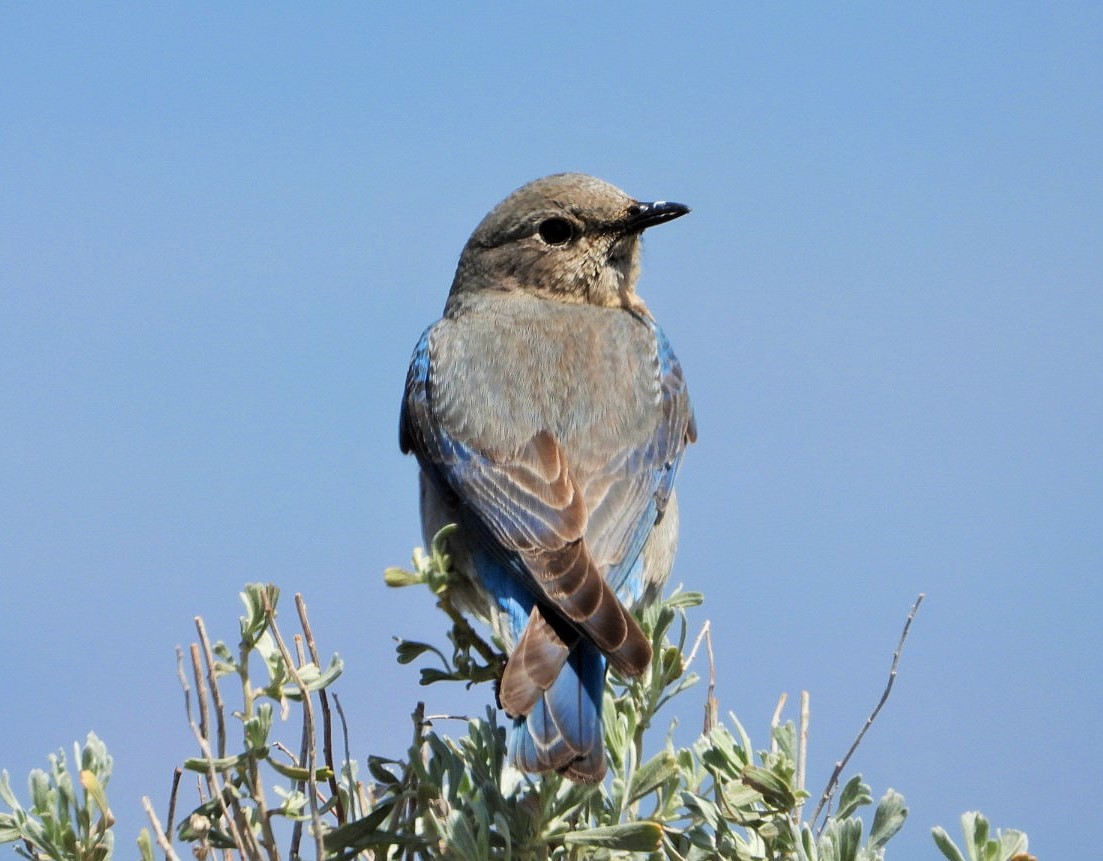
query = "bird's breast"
xmin=428 ymin=298 xmax=661 ymax=460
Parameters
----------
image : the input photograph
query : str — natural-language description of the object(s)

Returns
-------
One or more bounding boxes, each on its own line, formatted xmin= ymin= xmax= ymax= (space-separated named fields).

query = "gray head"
xmin=447 ymin=173 xmax=689 ymax=315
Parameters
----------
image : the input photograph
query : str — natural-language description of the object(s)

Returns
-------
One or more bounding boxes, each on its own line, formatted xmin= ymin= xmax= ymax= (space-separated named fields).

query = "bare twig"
xmin=436 ymin=589 xmax=502 ymax=671
xmin=176 ymin=647 xmax=217 ymax=803
xmin=684 ymin=619 xmax=711 ymax=668
xmin=297 ymin=593 xmax=344 ymax=824
xmin=190 ymin=644 xmax=210 ymax=747
xmin=186 ymin=712 xmax=260 ymax=860
xmin=812 ymin=593 xmax=925 ymax=832
xmin=769 ymin=693 xmax=788 ymax=755
xmin=231 ymin=590 xmax=280 ymax=861
xmin=292 ymin=682 xmax=310 ymax=856
xmin=175 ymin=647 xmax=193 ymax=724
xmin=273 ymin=741 xmax=300 ymax=764
xmin=796 ymin=691 xmax=810 ymax=819
xmin=681 ymin=620 xmax=718 ymax=732
xmin=333 ymin=693 xmax=359 ymax=820
xmin=263 ymin=591 xmax=325 ymax=861
xmin=386 ymin=702 xmax=428 ymax=848
xmin=142 ymin=795 xmax=184 ymax=861
xmin=182 ymin=618 xmax=260 ymax=861
xmin=165 ymin=767 xmax=182 ymax=838
xmin=705 ymin=625 xmax=718 ymax=734
xmin=195 ymin=616 xmax=228 ymax=759
xmin=192 ymin=633 xmax=241 ymax=857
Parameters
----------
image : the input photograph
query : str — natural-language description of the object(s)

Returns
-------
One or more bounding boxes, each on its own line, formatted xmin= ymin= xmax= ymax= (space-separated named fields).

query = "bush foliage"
xmin=1 ymin=532 xmax=1033 ymax=860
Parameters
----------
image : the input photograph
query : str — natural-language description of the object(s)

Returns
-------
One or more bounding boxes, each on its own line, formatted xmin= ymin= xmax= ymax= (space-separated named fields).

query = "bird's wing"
xmin=400 ymin=321 xmax=694 ymax=679
xmin=581 ymin=320 xmax=696 ymax=598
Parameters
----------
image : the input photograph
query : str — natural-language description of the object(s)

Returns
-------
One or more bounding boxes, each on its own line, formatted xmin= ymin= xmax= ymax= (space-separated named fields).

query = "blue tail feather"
xmin=508 ymin=639 xmax=607 ymax=782
xmin=470 ymin=534 xmax=610 ymax=780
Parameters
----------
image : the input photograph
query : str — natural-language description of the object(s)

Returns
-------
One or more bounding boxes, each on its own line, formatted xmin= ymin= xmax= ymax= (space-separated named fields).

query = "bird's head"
xmin=446 ymin=173 xmax=689 ymax=315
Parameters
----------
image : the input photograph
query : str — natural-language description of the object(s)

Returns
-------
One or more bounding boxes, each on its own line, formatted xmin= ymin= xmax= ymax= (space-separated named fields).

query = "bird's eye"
xmin=537 ymin=217 xmax=575 ymax=246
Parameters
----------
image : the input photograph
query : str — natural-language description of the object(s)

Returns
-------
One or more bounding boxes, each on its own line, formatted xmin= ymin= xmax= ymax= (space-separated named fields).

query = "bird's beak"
xmin=624 ymin=200 xmax=691 ymax=232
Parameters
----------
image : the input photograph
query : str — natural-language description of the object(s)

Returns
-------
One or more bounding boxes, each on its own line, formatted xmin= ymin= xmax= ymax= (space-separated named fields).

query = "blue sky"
xmin=2 ymin=4 xmax=1100 ymax=857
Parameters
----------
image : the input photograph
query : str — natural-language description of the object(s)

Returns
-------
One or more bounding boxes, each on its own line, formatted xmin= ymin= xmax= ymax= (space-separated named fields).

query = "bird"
xmin=399 ymin=173 xmax=695 ymax=782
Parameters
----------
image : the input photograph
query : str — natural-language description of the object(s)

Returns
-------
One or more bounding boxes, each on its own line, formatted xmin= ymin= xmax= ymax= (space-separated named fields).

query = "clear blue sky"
xmin=2 ymin=4 xmax=1099 ymax=858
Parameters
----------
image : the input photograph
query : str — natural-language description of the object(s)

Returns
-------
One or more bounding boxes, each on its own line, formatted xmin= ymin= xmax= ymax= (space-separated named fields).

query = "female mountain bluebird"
xmin=400 ymin=173 xmax=695 ymax=782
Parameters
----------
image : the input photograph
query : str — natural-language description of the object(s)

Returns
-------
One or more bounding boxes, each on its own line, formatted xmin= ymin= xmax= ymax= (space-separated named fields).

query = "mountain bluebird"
xmin=400 ymin=173 xmax=695 ymax=782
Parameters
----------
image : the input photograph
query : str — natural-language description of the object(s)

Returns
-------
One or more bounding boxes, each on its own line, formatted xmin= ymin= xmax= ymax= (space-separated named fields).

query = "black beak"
xmin=624 ymin=200 xmax=691 ymax=232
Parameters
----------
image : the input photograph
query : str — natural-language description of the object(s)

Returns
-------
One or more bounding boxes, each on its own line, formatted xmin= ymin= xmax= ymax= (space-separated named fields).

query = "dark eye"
xmin=537 ymin=217 xmax=575 ymax=245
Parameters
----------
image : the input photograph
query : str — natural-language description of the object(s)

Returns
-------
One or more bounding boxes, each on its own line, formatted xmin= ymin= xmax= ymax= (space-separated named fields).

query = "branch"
xmin=141 ymin=796 xmax=184 ymax=861
xmin=812 ymin=593 xmax=925 ymax=831
xmin=262 ymin=591 xmax=326 ymax=861
xmin=296 ymin=593 xmax=344 ymax=823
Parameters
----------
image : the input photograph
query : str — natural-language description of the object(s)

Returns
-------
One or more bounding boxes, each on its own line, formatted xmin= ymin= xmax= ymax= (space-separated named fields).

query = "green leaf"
xmin=327 ymin=828 xmax=425 ymax=855
xmin=741 ymin=765 xmax=796 ymax=810
xmin=419 ymin=667 xmax=458 ymax=685
xmin=367 ymin=756 xmax=403 ymax=786
xmin=932 ymin=826 xmax=967 ymax=861
xmin=253 ymin=629 xmax=282 ymax=673
xmin=28 ymin=770 xmax=51 ymax=813
xmin=137 ymin=828 xmax=155 ymax=861
xmin=869 ymin=788 xmax=907 ymax=848
xmin=238 ymin=583 xmax=278 ymax=645
xmin=429 ymin=524 xmax=458 ymax=557
xmin=998 ymin=829 xmax=1029 ymax=858
xmin=628 ymin=751 xmax=680 ymax=804
xmin=384 ymin=567 xmax=422 ymax=587
xmin=395 ymin=640 xmax=441 ymax=665
xmin=0 ymin=814 xmax=24 ymax=845
xmin=323 ymin=801 xmax=403 ymax=851
xmin=835 ymin=817 xmax=862 ymax=861
xmin=282 ymin=654 xmax=344 ymax=697
xmin=728 ymin=712 xmax=755 ymax=759
xmin=201 ymin=828 xmax=240 ymax=850
xmin=696 ymin=727 xmax=743 ymax=779
xmin=771 ymin=720 xmax=797 ymax=762
xmin=181 ymin=754 xmax=245 ymax=773
xmin=0 ymin=771 xmax=21 ymax=810
xmin=798 ymin=822 xmax=818 ymax=861
xmin=265 ymin=758 xmax=333 ymax=782
xmin=665 ymin=590 xmax=704 ymax=608
xmin=563 ymin=821 xmax=663 ymax=851
xmin=79 ymin=734 xmax=112 ymax=779
xmin=243 ymin=703 xmax=273 ymax=751
xmin=442 ymin=808 xmax=482 ymax=861
xmin=833 ymin=774 xmax=872 ymax=820
xmin=962 ymin=811 xmax=988 ymax=861
xmin=79 ymin=770 xmax=111 ymax=820
xmin=680 ymin=792 xmax=722 ymax=830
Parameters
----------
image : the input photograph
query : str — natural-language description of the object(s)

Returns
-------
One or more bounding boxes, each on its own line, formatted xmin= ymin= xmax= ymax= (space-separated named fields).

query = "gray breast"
xmin=429 ymin=295 xmax=660 ymax=459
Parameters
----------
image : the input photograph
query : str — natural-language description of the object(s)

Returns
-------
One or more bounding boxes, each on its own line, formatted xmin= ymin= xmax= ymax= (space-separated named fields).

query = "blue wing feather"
xmin=602 ymin=320 xmax=694 ymax=598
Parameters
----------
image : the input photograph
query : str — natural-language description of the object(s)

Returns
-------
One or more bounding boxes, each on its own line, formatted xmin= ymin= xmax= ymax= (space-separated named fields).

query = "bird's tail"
xmin=507 ymin=639 xmax=607 ymax=783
